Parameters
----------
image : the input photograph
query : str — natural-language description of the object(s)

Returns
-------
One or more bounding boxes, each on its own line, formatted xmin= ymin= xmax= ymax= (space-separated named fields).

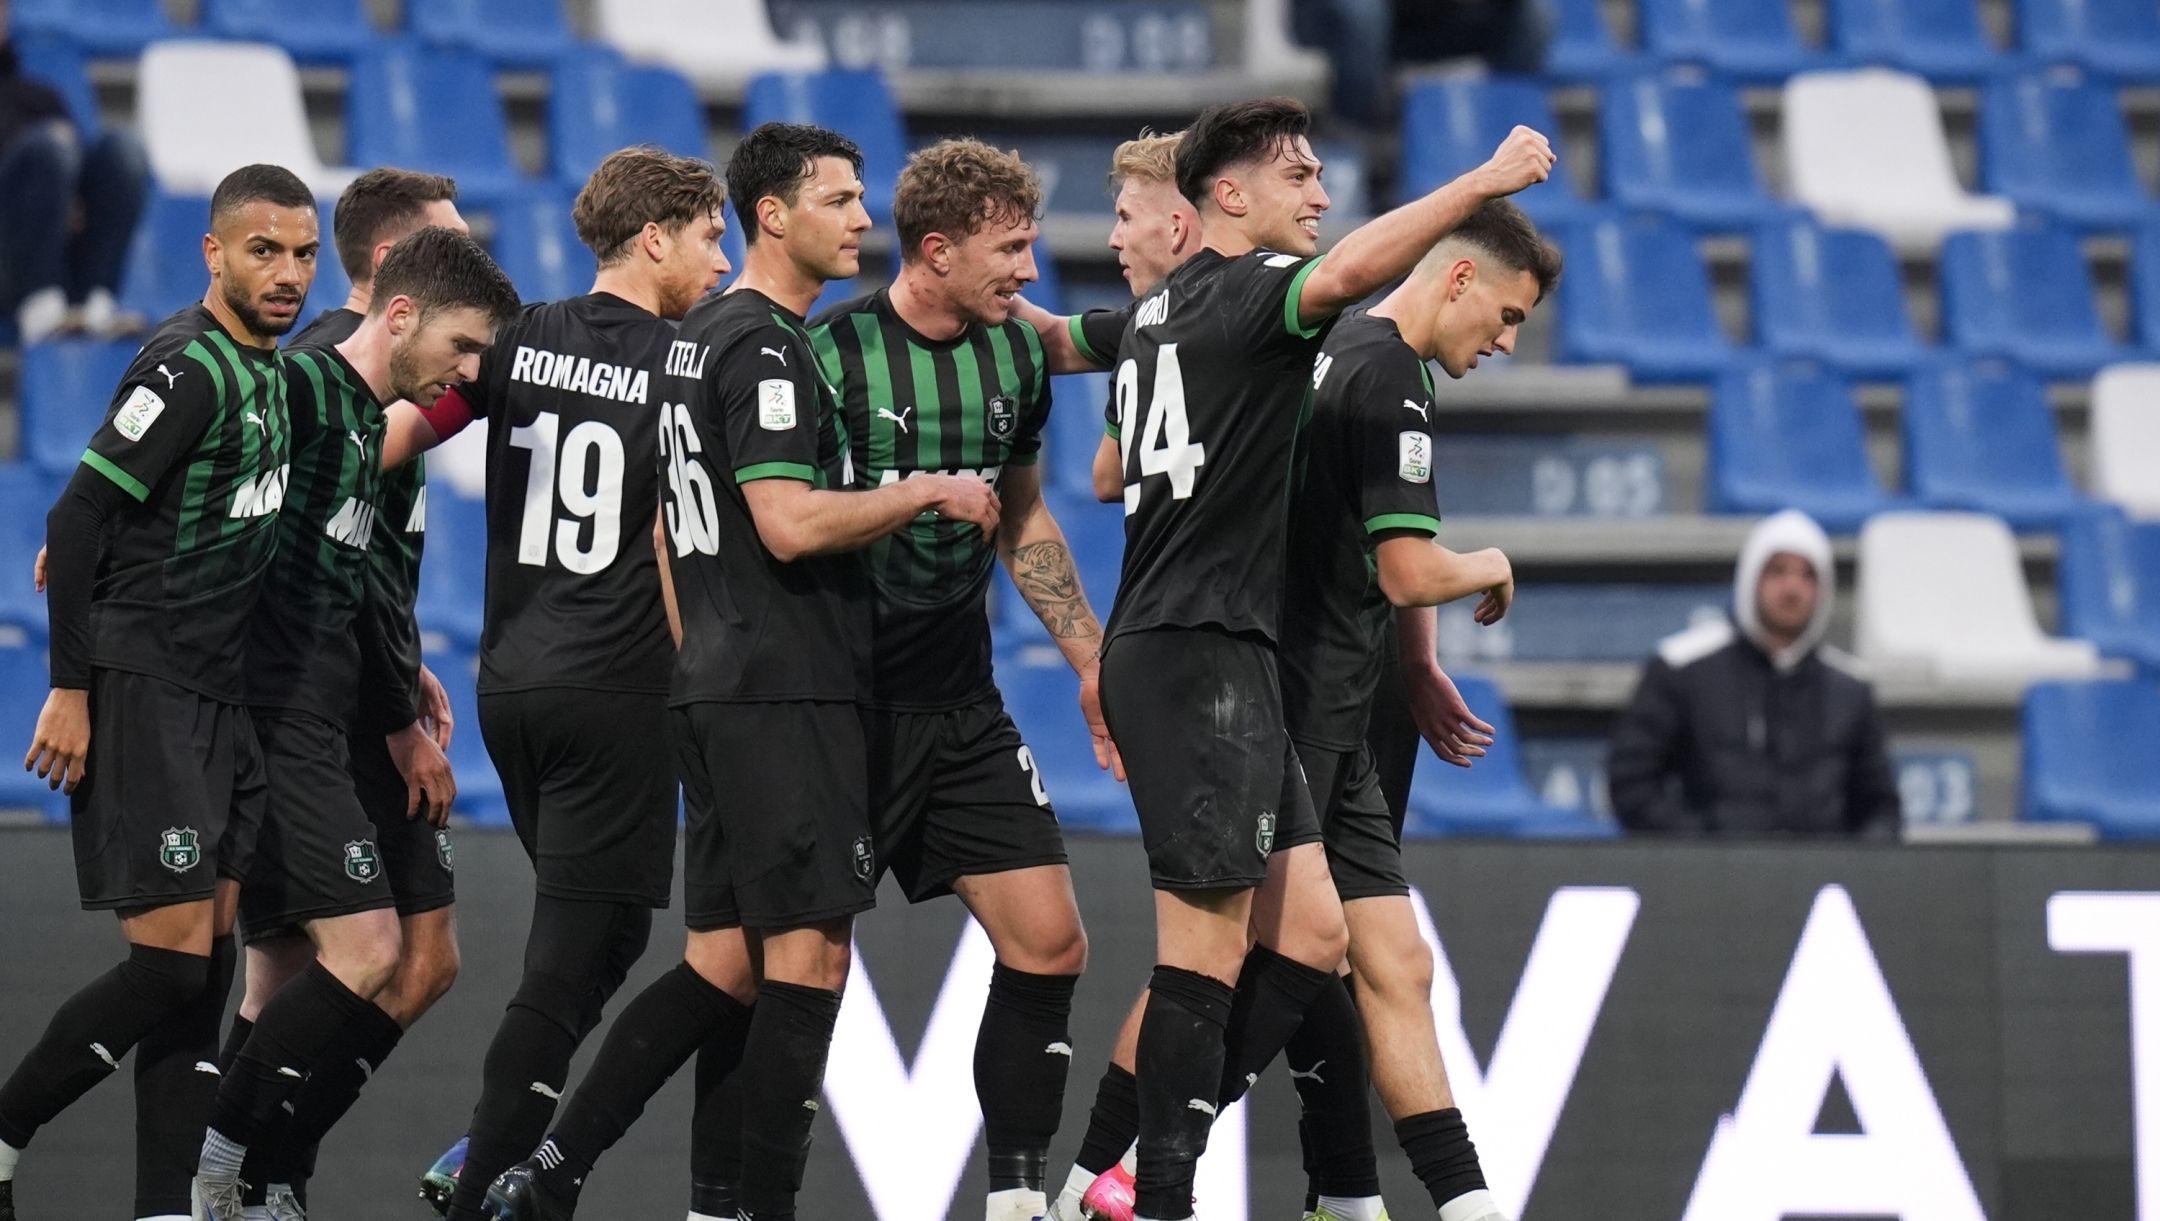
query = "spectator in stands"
xmin=1394 ymin=0 xmax=1548 ymax=74
xmin=0 ymin=0 xmax=146 ymax=343
xmin=1607 ymin=509 xmax=1901 ymax=837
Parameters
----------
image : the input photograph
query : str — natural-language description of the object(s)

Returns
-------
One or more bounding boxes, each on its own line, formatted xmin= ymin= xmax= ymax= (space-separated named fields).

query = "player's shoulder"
xmin=1315 ymin=312 xmax=1426 ymax=398
xmin=807 ymin=290 xmax=879 ymax=333
xmin=120 ymin=306 xmax=254 ymax=396
xmin=287 ymin=307 xmax=361 ymax=353
xmin=688 ymin=288 xmax=810 ymax=358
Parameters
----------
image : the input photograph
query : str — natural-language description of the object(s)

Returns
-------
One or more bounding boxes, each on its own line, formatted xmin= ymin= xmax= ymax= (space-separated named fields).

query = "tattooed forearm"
xmin=1009 ymin=539 xmax=1101 ymax=641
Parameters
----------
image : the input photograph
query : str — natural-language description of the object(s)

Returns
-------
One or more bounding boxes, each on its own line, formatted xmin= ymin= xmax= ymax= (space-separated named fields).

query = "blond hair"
xmin=1109 ymin=130 xmax=1183 ymax=190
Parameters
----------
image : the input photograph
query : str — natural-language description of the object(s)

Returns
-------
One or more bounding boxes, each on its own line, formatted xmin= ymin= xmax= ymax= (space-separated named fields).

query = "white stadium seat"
xmin=136 ymin=40 xmax=357 ymax=197
xmin=596 ymin=0 xmax=825 ymax=96
xmin=2091 ymin=364 xmax=2160 ymax=520
xmin=1857 ymin=511 xmax=2101 ymax=695
xmin=1783 ymin=67 xmax=2015 ymax=253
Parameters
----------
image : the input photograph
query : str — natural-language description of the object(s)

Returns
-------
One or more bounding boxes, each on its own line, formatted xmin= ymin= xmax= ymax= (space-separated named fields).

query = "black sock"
xmin=1133 ymin=966 xmax=1234 ymax=1221
xmin=1284 ymin=976 xmax=1378 ymax=1199
xmin=737 ymin=980 xmax=843 ymax=1219
xmin=975 ymin=964 xmax=1077 ymax=1193
xmin=216 ymin=1014 xmax=253 ymax=1075
xmin=260 ymin=999 xmax=404 ymax=1188
xmin=1072 ymin=1063 xmax=1139 ymax=1177
xmin=206 ymin=961 xmax=373 ymax=1151
xmin=537 ymin=963 xmax=752 ymax=1204
xmin=1396 ymin=1108 xmax=1487 ymax=1211
xmin=132 ymin=935 xmax=235 ymax=1219
xmin=689 ymin=1022 xmax=746 ymax=1217
xmin=0 ymin=943 xmax=210 ymax=1150
xmin=1216 ymin=944 xmax=1331 ymax=1107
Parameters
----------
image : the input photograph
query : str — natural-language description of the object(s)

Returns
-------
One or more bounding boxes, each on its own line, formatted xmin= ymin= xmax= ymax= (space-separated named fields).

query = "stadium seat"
xmin=300 ymin=214 xmax=356 ymax=331
xmin=489 ymin=187 xmax=595 ymax=317
xmin=1825 ymin=0 xmax=2001 ymax=80
xmin=1540 ymin=0 xmax=1638 ymax=77
xmin=1429 ymin=436 xmax=1666 ymax=517
xmin=1903 ymin=359 xmax=2082 ymax=529
xmin=202 ymin=0 xmax=377 ymax=63
xmin=1048 ymin=372 xmax=1111 ymax=500
xmin=1705 ymin=360 xmax=1893 ymax=531
xmin=1979 ymin=72 xmax=2150 ymax=229
xmin=2057 ymin=504 xmax=2160 ymax=669
xmin=2129 ymin=221 xmax=2160 ymax=352
xmin=2091 ymin=364 xmax=2160 ymax=518
xmin=19 ymin=339 xmax=138 ymax=479
xmin=2021 ymin=679 xmax=2160 ymax=839
xmin=1434 ymin=583 xmax=1726 ymax=663
xmin=118 ymin=191 xmax=210 ymax=325
xmin=347 ymin=40 xmax=526 ymax=204
xmin=1751 ymin=216 xmax=1927 ymax=375
xmin=0 ymin=466 xmax=55 ymax=637
xmin=990 ymin=647 xmax=1135 ymax=832
xmin=1638 ymin=0 xmax=1822 ymax=77
xmin=1599 ymin=73 xmax=1782 ymax=228
xmin=1857 ymin=510 xmax=2101 ymax=693
xmin=423 ymin=650 xmax=511 ymax=827
xmin=594 ymin=0 xmax=826 ymax=95
xmin=1783 ymin=68 xmax=2015 ymax=252
xmin=2018 ymin=0 xmax=2160 ymax=79
xmin=13 ymin=0 xmax=181 ymax=58
xmin=0 ymin=635 xmax=70 ymax=822
xmin=1938 ymin=224 xmax=2127 ymax=379
xmin=1405 ymin=673 xmax=1613 ymax=837
xmin=1551 ymin=211 xmax=1737 ymax=381
xmin=550 ymin=47 xmax=708 ymax=185
xmin=416 ymin=490 xmax=486 ymax=651
xmin=136 ymin=41 xmax=357 ymax=198
xmin=1398 ymin=78 xmax=1585 ymax=223
xmin=743 ymin=71 xmax=906 ymax=223
xmin=1027 ymin=238 xmax=1066 ymax=315
xmin=412 ymin=0 xmax=576 ymax=65
xmin=13 ymin=33 xmax=100 ymax=138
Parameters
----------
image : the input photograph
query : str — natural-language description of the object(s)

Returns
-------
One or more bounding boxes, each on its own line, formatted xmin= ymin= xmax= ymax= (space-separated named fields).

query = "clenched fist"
xmin=1477 ymin=125 xmax=1557 ymax=199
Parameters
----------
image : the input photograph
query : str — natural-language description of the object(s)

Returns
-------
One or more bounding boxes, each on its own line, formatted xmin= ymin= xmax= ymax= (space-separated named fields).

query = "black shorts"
xmin=1364 ymin=646 xmax=1419 ymax=822
xmin=479 ymin=688 xmax=678 ymax=909
xmin=673 ymin=700 xmax=874 ymax=932
xmin=239 ymin=712 xmax=398 ymax=939
xmin=350 ymin=726 xmax=456 ymax=919
xmin=1098 ymin=627 xmax=1321 ymax=892
xmin=1298 ymin=740 xmax=1409 ymax=901
xmin=864 ymin=694 xmax=1068 ymax=904
xmin=69 ymin=670 xmax=266 ymax=912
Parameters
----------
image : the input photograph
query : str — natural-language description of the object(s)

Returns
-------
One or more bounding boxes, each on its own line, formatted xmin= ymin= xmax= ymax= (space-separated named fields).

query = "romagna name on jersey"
xmin=507 ymin=344 xmax=653 ymax=404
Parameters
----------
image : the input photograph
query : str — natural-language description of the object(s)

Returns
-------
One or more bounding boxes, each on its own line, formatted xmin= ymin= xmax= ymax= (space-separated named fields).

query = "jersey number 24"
xmin=1115 ymin=343 xmax=1207 ymax=516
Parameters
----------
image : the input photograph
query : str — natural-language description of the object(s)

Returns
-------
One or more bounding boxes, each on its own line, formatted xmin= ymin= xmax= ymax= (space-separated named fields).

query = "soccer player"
xmin=381 ymin=148 xmax=731 ymax=1221
xmin=1024 ymin=99 xmax=1553 ymax=1221
xmin=479 ymin=121 xmax=998 ymax=1221
xmin=1278 ymin=199 xmax=1560 ymax=1221
xmin=189 ymin=225 xmax=522 ymax=1221
xmin=0 ymin=163 xmax=312 ymax=1221
xmin=220 ymin=168 xmax=476 ymax=1212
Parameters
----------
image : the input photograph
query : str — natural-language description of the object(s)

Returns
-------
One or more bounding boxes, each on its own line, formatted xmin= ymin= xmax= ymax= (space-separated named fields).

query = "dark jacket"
xmin=0 ymin=42 xmax=70 ymax=152
xmin=1607 ymin=619 xmax=1901 ymax=837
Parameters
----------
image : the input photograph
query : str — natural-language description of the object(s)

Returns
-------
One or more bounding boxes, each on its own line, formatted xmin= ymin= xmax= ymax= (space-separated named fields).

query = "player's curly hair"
xmin=1440 ymin=198 xmax=1564 ymax=301
xmin=1175 ymin=97 xmax=1311 ymax=207
xmin=368 ymin=226 xmax=521 ymax=325
xmin=332 ymin=168 xmax=458 ymax=286
xmin=573 ymin=146 xmax=726 ymax=266
xmin=893 ymin=139 xmax=1042 ymax=264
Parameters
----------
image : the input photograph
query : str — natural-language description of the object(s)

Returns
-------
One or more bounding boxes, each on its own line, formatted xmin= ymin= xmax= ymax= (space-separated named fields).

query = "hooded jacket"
xmin=1607 ymin=511 xmax=1901 ymax=837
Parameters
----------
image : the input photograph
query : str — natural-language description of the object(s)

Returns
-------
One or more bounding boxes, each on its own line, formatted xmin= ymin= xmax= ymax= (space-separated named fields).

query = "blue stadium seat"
xmin=1938 ymin=224 xmax=2127 ymax=378
xmin=1706 ymin=360 xmax=1894 ymax=531
xmin=1028 ymin=238 xmax=1066 ymax=314
xmin=0 ymin=467 xmax=54 ymax=637
xmin=1552 ymin=211 xmax=1737 ymax=380
xmin=13 ymin=0 xmax=182 ymax=57
xmin=0 ymin=634 xmax=71 ymax=822
xmin=1540 ymin=0 xmax=1638 ymax=77
xmin=742 ymin=71 xmax=906 ymax=223
xmin=2058 ymin=504 xmax=2160 ymax=669
xmin=19 ymin=340 xmax=139 ymax=479
xmin=1599 ymin=74 xmax=1782 ymax=228
xmin=1979 ymin=73 xmax=2150 ymax=229
xmin=1048 ymin=372 xmax=1111 ymax=501
xmin=2021 ymin=678 xmax=2160 ymax=839
xmin=1008 ymin=135 xmax=1127 ymax=215
xmin=991 ymin=647 xmax=1136 ymax=833
xmin=2018 ymin=0 xmax=2160 ymax=79
xmin=423 ymin=650 xmax=510 ymax=826
xmin=1825 ymin=0 xmax=2002 ymax=79
xmin=203 ymin=0 xmax=377 ymax=62
xmin=1752 ymin=216 xmax=1927 ymax=375
xmin=347 ymin=41 xmax=526 ymax=203
xmin=300 ymin=205 xmax=356 ymax=332
xmin=1399 ymin=78 xmax=1584 ymax=223
xmin=13 ymin=33 xmax=100 ymax=138
xmin=2133 ymin=219 xmax=2160 ymax=350
xmin=1903 ymin=358 xmax=2082 ymax=528
xmin=119 ymin=192 xmax=211 ymax=326
xmin=1405 ymin=673 xmax=1614 ymax=837
xmin=549 ymin=47 xmax=707 ymax=186
xmin=1638 ymin=0 xmax=1823 ymax=77
xmin=416 ymin=489 xmax=486 ymax=651
xmin=412 ymin=0 xmax=575 ymax=64
xmin=488 ymin=186 xmax=596 ymax=305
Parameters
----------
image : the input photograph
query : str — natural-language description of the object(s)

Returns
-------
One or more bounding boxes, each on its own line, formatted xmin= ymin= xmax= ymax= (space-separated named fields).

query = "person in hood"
xmin=1607 ymin=509 xmax=1901 ymax=837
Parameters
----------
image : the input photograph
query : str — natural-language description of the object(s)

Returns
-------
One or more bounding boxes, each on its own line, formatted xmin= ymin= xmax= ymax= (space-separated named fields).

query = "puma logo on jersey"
xmin=760 ymin=346 xmax=788 ymax=365
xmin=665 ymin=339 xmax=709 ymax=378
xmin=1135 ymin=292 xmax=1170 ymax=329
xmin=245 ymin=411 xmax=267 ymax=435
xmin=348 ymin=429 xmax=367 ymax=451
xmin=877 ymin=406 xmax=913 ymax=432
xmin=1402 ymin=398 xmax=1429 ymax=421
xmin=155 ymin=363 xmax=183 ymax=388
xmin=508 ymin=345 xmax=651 ymax=404
xmin=324 ymin=497 xmax=378 ymax=548
xmin=228 ymin=464 xmax=289 ymax=518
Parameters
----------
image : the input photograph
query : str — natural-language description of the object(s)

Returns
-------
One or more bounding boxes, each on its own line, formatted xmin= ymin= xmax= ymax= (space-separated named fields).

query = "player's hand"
xmin=1077 ymin=664 xmax=1126 ymax=782
xmin=1473 ymin=553 xmax=1514 ymax=626
xmin=1476 ymin=126 xmax=1556 ymax=199
xmin=916 ymin=474 xmax=1002 ymax=536
xmin=386 ymin=720 xmax=457 ymax=827
xmin=416 ymin=664 xmax=454 ymax=749
xmin=25 ymin=687 xmax=89 ymax=792
xmin=32 ymin=545 xmax=46 ymax=593
xmin=1404 ymin=661 xmax=1494 ymax=769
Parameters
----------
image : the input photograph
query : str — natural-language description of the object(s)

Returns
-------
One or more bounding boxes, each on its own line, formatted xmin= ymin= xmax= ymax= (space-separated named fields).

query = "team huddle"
xmin=0 ymin=94 xmax=1561 ymax=1221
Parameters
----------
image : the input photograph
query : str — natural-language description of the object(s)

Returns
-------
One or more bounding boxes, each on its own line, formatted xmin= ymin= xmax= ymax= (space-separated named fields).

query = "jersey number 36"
xmin=1114 ymin=343 xmax=1207 ymax=515
xmin=658 ymin=403 xmax=723 ymax=557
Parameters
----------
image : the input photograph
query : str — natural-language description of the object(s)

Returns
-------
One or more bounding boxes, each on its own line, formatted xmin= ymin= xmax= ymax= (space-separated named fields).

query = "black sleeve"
xmin=80 ymin=353 xmax=223 ymax=503
xmin=1606 ymin=660 xmax=1704 ymax=834
xmin=355 ymin=601 xmax=420 ymax=736
xmin=44 ymin=465 xmax=131 ymax=689
xmin=1348 ymin=356 xmax=1443 ymax=538
xmin=1844 ymin=686 xmax=1902 ymax=839
xmin=1071 ymin=303 xmax=1134 ymax=368
xmin=714 ymin=325 xmax=824 ymax=485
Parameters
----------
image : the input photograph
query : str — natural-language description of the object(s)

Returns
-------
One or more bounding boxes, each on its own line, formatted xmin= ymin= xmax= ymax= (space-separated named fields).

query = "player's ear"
xmin=756 ymin=194 xmax=787 ymax=243
xmin=641 ymin=221 xmax=668 ymax=264
xmin=921 ymin=232 xmax=952 ymax=274
xmin=202 ymin=231 xmax=220 ymax=277
xmin=1212 ymin=174 xmax=1243 ymax=218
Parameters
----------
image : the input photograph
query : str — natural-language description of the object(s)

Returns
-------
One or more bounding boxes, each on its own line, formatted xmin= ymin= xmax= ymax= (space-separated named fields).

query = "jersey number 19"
xmin=1115 ymin=343 xmax=1207 ymax=516
xmin=510 ymin=411 xmax=624 ymax=575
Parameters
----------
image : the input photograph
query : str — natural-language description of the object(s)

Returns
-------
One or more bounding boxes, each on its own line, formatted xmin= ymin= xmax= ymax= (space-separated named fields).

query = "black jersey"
xmin=456 ymin=292 xmax=691 ymax=697
xmin=1103 ymin=247 xmax=1330 ymax=644
xmin=664 ymin=288 xmax=867 ymax=705
xmin=1279 ymin=312 xmax=1444 ymax=750
xmin=75 ymin=305 xmax=291 ymax=703
xmin=809 ymin=289 xmax=1051 ymax=712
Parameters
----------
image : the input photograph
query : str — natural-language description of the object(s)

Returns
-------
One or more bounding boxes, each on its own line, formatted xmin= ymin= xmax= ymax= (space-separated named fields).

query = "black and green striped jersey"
xmin=1279 ymin=311 xmax=1443 ymax=751
xmin=77 ymin=304 xmax=290 ymax=704
xmin=810 ymin=289 xmax=1052 ymax=712
xmin=246 ymin=343 xmax=386 ymax=725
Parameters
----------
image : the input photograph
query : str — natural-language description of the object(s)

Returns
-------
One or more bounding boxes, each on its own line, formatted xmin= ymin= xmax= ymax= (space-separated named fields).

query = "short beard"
xmin=386 ymin=333 xmax=430 ymax=406
xmin=222 ymin=279 xmax=298 ymax=338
